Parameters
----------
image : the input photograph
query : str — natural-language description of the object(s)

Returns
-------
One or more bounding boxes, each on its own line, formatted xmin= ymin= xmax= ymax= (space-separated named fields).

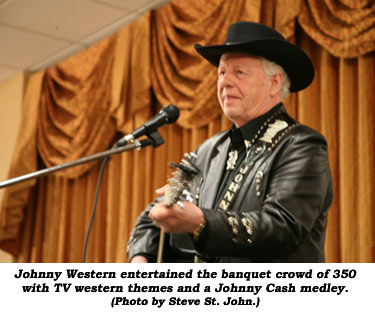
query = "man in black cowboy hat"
xmin=128 ymin=22 xmax=333 ymax=263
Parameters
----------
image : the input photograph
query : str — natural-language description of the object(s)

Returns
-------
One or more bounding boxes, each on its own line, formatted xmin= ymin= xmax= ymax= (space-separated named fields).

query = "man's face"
xmin=217 ymin=53 xmax=278 ymax=127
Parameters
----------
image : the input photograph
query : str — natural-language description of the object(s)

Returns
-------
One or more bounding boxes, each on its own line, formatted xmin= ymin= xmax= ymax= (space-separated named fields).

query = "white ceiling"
xmin=0 ymin=0 xmax=171 ymax=83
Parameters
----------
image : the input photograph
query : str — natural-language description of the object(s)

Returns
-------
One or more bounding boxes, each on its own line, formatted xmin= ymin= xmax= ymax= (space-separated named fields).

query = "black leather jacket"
xmin=127 ymin=107 xmax=333 ymax=262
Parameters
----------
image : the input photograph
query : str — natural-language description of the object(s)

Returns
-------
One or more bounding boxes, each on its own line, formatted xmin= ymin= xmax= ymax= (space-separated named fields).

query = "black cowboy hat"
xmin=194 ymin=21 xmax=314 ymax=92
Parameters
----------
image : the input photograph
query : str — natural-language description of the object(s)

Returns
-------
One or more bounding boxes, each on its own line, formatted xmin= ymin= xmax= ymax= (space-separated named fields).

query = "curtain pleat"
xmin=319 ymin=49 xmax=341 ymax=262
xmin=0 ymin=0 xmax=374 ymax=263
xmin=357 ymin=54 xmax=375 ymax=262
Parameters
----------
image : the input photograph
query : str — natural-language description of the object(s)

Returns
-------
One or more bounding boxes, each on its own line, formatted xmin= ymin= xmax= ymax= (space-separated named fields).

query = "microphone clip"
xmin=141 ymin=130 xmax=164 ymax=148
xmin=115 ymin=130 xmax=164 ymax=149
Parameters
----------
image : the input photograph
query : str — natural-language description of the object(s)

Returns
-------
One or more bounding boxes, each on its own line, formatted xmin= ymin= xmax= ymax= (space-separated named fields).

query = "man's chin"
xmin=223 ymin=106 xmax=238 ymax=117
xmin=224 ymin=111 xmax=240 ymax=124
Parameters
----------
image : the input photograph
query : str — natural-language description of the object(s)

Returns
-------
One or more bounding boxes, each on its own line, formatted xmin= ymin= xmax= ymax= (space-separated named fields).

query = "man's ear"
xmin=270 ymin=73 xmax=282 ymax=97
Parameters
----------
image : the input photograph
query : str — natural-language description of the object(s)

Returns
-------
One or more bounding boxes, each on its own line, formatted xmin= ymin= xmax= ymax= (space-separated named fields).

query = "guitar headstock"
xmin=164 ymin=152 xmax=200 ymax=206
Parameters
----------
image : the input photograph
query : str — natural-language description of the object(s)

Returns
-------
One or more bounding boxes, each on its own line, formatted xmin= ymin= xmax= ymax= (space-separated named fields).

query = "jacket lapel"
xmin=200 ymin=136 xmax=230 ymax=209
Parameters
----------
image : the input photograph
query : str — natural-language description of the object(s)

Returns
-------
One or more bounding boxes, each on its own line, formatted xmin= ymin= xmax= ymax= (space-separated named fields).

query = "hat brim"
xmin=195 ymin=39 xmax=314 ymax=92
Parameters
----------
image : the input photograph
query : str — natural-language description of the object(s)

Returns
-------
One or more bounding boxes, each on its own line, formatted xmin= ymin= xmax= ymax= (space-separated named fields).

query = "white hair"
xmin=261 ymin=57 xmax=291 ymax=100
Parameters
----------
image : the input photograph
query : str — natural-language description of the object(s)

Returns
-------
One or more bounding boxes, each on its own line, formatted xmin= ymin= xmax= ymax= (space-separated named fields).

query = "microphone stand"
xmin=0 ymin=131 xmax=164 ymax=189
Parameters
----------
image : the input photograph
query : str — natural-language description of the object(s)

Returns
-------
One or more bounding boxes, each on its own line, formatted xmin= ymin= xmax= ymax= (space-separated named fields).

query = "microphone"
xmin=114 ymin=105 xmax=180 ymax=148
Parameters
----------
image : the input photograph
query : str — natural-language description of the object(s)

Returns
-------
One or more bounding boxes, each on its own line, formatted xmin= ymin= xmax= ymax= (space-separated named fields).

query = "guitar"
xmin=157 ymin=152 xmax=200 ymax=263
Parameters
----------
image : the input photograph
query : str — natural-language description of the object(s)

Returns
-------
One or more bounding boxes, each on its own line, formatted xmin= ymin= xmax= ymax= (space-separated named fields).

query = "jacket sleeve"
xmin=196 ymin=128 xmax=333 ymax=259
xmin=127 ymin=198 xmax=196 ymax=263
xmin=127 ymin=201 xmax=161 ymax=262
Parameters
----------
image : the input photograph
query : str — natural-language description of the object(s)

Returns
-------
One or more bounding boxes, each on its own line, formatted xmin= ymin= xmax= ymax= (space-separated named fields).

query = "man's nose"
xmin=219 ymin=72 xmax=234 ymax=88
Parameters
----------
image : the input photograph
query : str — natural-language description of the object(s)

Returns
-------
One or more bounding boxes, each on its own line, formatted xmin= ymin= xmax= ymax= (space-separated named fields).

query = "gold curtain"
xmin=0 ymin=0 xmax=374 ymax=262
xmin=151 ymin=0 xmax=261 ymax=128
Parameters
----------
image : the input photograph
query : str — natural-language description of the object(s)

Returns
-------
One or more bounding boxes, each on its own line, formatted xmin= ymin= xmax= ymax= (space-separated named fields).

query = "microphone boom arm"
xmin=0 ymin=138 xmax=155 ymax=189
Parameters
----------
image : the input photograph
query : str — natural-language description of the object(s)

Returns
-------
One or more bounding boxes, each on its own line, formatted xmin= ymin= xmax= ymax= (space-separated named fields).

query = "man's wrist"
xmin=193 ymin=217 xmax=207 ymax=242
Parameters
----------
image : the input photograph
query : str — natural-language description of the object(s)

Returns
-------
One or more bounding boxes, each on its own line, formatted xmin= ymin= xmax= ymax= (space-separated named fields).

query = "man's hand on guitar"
xmin=149 ymin=200 xmax=203 ymax=234
xmin=130 ymin=255 xmax=149 ymax=263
